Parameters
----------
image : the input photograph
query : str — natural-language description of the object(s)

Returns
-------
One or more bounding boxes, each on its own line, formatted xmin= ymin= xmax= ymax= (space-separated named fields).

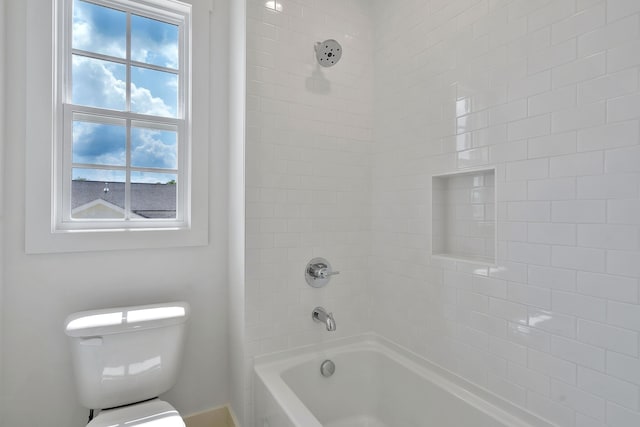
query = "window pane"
xmin=131 ymin=66 xmax=178 ymax=117
xmin=73 ymin=0 xmax=126 ymax=58
xmin=131 ymin=172 xmax=177 ymax=219
xmin=71 ymin=169 xmax=126 ymax=219
xmin=131 ymin=14 xmax=179 ymax=69
xmin=131 ymin=127 xmax=177 ymax=169
xmin=73 ymin=120 xmax=126 ymax=166
xmin=72 ymin=55 xmax=126 ymax=110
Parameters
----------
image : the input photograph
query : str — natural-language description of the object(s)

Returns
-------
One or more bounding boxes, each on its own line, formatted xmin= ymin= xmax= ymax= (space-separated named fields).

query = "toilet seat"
xmin=87 ymin=399 xmax=185 ymax=427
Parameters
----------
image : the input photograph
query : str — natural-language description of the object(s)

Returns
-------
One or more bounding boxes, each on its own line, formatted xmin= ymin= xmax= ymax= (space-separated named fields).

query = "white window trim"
xmin=25 ymin=0 xmax=210 ymax=253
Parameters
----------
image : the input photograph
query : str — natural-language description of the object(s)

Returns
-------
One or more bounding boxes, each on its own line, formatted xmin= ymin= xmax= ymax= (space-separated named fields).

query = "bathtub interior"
xmin=279 ymin=349 xmax=515 ymax=427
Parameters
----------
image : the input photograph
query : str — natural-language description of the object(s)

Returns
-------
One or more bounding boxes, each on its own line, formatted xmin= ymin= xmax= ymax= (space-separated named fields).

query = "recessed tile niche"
xmin=432 ymin=169 xmax=496 ymax=265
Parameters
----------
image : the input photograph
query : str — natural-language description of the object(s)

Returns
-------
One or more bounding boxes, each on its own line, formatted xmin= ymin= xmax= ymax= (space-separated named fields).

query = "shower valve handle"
xmin=305 ymin=258 xmax=339 ymax=287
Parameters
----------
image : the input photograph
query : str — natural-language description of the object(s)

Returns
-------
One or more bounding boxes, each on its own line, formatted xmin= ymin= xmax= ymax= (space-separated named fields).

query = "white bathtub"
xmin=254 ymin=334 xmax=554 ymax=427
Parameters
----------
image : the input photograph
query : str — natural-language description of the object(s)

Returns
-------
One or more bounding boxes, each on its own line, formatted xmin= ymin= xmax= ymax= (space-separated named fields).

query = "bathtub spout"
xmin=312 ymin=307 xmax=336 ymax=331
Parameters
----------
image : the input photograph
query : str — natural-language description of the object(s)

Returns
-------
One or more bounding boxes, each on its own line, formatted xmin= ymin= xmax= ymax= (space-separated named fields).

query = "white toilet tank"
xmin=65 ymin=302 xmax=190 ymax=410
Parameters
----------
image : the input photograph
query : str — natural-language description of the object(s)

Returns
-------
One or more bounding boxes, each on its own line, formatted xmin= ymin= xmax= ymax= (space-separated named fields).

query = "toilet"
xmin=64 ymin=302 xmax=190 ymax=427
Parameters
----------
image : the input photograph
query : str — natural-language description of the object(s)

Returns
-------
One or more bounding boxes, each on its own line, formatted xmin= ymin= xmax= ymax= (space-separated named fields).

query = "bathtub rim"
xmin=253 ymin=332 xmax=556 ymax=427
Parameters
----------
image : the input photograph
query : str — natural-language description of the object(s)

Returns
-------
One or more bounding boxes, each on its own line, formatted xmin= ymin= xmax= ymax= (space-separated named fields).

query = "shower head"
xmin=315 ymin=39 xmax=342 ymax=67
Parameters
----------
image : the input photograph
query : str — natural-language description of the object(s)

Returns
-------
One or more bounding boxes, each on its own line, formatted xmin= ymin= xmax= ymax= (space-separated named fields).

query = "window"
xmin=25 ymin=0 xmax=210 ymax=253
xmin=57 ymin=0 xmax=190 ymax=230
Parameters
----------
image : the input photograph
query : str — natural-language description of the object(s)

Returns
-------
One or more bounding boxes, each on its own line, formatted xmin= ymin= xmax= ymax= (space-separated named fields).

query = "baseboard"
xmin=183 ymin=405 xmax=236 ymax=427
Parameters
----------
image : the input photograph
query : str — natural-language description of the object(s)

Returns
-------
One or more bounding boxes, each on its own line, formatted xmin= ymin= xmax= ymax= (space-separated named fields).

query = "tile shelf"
xmin=432 ymin=168 xmax=497 ymax=265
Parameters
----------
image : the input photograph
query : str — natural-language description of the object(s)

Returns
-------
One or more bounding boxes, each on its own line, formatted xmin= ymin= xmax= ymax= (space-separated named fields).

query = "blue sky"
xmin=71 ymin=0 xmax=179 ymax=183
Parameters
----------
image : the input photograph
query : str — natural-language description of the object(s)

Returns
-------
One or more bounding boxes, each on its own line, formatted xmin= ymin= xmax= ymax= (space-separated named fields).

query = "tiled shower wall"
xmin=245 ymin=0 xmax=373 ymax=373
xmin=372 ymin=0 xmax=640 ymax=426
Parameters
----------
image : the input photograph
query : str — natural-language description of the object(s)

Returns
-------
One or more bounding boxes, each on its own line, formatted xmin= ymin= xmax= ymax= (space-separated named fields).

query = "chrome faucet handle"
xmin=316 ymin=267 xmax=340 ymax=279
xmin=305 ymin=258 xmax=339 ymax=287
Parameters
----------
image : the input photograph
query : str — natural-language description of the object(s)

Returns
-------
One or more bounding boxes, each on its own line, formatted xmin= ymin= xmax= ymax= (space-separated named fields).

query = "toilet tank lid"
xmin=64 ymin=301 xmax=190 ymax=338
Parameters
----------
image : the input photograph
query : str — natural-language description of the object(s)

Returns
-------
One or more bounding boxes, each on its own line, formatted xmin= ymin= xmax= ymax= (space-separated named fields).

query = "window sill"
xmin=26 ymin=225 xmax=208 ymax=254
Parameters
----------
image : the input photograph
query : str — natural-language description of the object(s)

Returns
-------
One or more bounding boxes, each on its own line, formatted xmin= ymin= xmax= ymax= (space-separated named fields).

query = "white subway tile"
xmin=489 ymin=335 xmax=527 ymax=364
xmin=550 ymin=151 xmax=603 ymax=177
xmin=528 ymin=39 xmax=577 ymax=75
xmin=487 ymin=373 xmax=526 ymax=406
xmin=577 ymin=271 xmax=639 ymax=303
xmin=528 ymin=178 xmax=577 ymax=201
xmin=606 ymin=146 xmax=640 ymax=173
xmin=470 ymin=311 xmax=508 ymax=338
xmin=529 ymin=265 xmax=576 ymax=291
xmin=577 ymin=174 xmax=639 ymax=199
xmin=489 ymin=140 xmax=528 ymax=162
xmin=552 ymin=52 xmax=606 ymax=88
xmin=578 ymin=15 xmax=640 ymax=57
xmin=578 ymin=366 xmax=640 ymax=410
xmin=607 ymin=0 xmax=640 ymax=23
xmin=508 ymin=282 xmax=552 ymax=309
xmin=608 ymin=94 xmax=640 ymax=123
xmin=608 ymin=301 xmax=640 ymax=332
xmin=550 ymin=335 xmax=605 ymax=371
xmin=527 ymin=131 xmax=576 ymax=159
xmin=577 ymin=413 xmax=607 ymax=427
xmin=527 ymin=0 xmax=576 ymax=32
xmin=506 ymin=158 xmax=549 ymax=181
xmin=552 ymin=200 xmax=606 ymax=223
xmin=456 ymin=325 xmax=489 ymax=351
xmin=508 ymin=201 xmax=551 ymax=222
xmin=608 ymin=250 xmax=640 ymax=278
xmin=552 ymin=246 xmax=606 ymax=272
xmin=508 ymin=362 xmax=551 ymax=396
xmin=508 ymin=70 xmax=551 ymax=102
xmin=578 ymin=319 xmax=638 ymax=356
xmin=607 ymin=402 xmax=640 ymax=427
xmin=578 ymin=120 xmax=639 ymax=151
xmin=457 ymin=147 xmax=490 ymax=168
xmin=528 ymin=348 xmax=577 ymax=384
xmin=489 ymin=297 xmax=528 ymax=324
xmin=444 ymin=270 xmax=473 ymax=290
xmin=489 ymin=99 xmax=528 ymax=125
xmin=508 ymin=322 xmax=551 ymax=352
xmin=578 ymin=224 xmax=639 ymax=250
xmin=578 ymin=68 xmax=639 ymax=105
xmin=607 ymin=351 xmax=640 ymax=386
xmin=507 ymin=116 xmax=551 ymax=141
xmin=369 ymin=1 xmax=640 ymax=424
xmin=529 ymin=308 xmax=577 ymax=338
xmin=473 ymin=275 xmax=508 ymax=299
xmin=608 ymin=199 xmax=640 ymax=224
xmin=509 ymin=241 xmax=551 ymax=265
xmin=528 ymin=222 xmax=576 ymax=245
xmin=526 ymin=392 xmax=576 ymax=427
xmin=551 ymin=379 xmax=606 ymax=422
xmin=607 ymin=40 xmax=640 ymax=72
xmin=458 ymin=289 xmax=490 ymax=313
xmin=552 ymin=3 xmax=605 ymax=45
xmin=529 ymin=86 xmax=576 ymax=116
xmin=552 ymin=101 xmax=606 ymax=133
xmin=552 ymin=290 xmax=606 ymax=321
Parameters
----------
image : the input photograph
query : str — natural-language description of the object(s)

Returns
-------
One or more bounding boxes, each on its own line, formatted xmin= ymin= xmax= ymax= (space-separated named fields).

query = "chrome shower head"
xmin=315 ymin=39 xmax=342 ymax=67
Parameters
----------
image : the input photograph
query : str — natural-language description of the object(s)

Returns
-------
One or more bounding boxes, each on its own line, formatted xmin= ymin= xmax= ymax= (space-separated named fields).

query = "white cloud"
xmin=132 ymin=128 xmax=177 ymax=169
xmin=73 ymin=56 xmax=174 ymax=117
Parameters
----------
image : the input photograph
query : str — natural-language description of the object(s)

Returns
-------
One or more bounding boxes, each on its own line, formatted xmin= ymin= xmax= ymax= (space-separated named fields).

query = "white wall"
xmin=0 ymin=1 xmax=230 ymax=425
xmin=243 ymin=0 xmax=374 ymax=420
xmin=372 ymin=1 xmax=640 ymax=426
xmin=228 ymin=0 xmax=247 ymax=424
xmin=0 ymin=0 xmax=5 ymax=423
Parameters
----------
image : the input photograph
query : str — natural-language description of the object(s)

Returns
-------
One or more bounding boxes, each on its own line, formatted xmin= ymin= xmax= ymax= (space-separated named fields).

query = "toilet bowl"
xmin=65 ymin=302 xmax=190 ymax=426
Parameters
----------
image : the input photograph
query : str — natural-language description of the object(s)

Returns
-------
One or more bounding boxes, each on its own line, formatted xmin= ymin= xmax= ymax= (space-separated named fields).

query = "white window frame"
xmin=25 ymin=0 xmax=210 ymax=253
xmin=57 ymin=0 xmax=189 ymax=230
